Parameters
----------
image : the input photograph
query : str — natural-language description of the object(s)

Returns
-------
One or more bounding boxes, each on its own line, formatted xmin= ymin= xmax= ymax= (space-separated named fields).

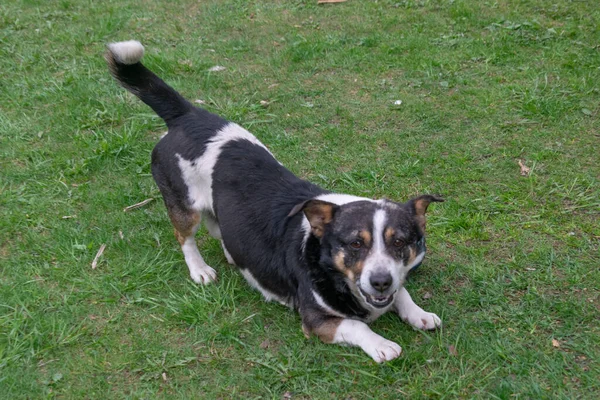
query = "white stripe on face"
xmin=372 ymin=209 xmax=387 ymax=253
xmin=360 ymin=208 xmax=400 ymax=295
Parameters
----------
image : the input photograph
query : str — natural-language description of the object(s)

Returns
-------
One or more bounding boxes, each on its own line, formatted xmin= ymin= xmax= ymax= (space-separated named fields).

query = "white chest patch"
xmin=176 ymin=123 xmax=272 ymax=214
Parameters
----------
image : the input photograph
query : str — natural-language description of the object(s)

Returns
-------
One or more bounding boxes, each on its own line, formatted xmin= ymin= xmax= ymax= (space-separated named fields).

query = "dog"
xmin=105 ymin=40 xmax=444 ymax=363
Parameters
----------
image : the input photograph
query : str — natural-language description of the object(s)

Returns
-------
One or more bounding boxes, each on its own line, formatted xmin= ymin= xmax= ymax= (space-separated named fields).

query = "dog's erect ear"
xmin=408 ymin=194 xmax=444 ymax=231
xmin=289 ymin=200 xmax=339 ymax=238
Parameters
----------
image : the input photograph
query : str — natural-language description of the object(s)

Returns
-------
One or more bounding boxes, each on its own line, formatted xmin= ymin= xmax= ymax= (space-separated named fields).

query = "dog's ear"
xmin=289 ymin=200 xmax=339 ymax=238
xmin=407 ymin=194 xmax=444 ymax=231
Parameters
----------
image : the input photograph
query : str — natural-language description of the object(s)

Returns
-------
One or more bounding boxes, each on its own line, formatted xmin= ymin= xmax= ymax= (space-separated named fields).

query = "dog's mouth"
xmin=359 ymin=287 xmax=395 ymax=308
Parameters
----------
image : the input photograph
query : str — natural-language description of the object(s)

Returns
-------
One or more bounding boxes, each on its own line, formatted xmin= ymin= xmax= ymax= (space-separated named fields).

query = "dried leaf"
xmin=61 ymin=215 xmax=76 ymax=219
xmin=423 ymin=291 xmax=433 ymax=299
xmin=318 ymin=0 xmax=347 ymax=3
xmin=123 ymin=198 xmax=154 ymax=212
xmin=518 ymin=159 xmax=531 ymax=176
xmin=283 ymin=392 xmax=293 ymax=399
xmin=448 ymin=345 xmax=458 ymax=356
xmin=194 ymin=99 xmax=206 ymax=105
xmin=162 ymin=372 xmax=167 ymax=381
xmin=552 ymin=339 xmax=560 ymax=348
xmin=260 ymin=339 xmax=270 ymax=349
xmin=119 ymin=231 xmax=124 ymax=240
xmin=208 ymin=65 xmax=226 ymax=72
xmin=91 ymin=244 xmax=106 ymax=269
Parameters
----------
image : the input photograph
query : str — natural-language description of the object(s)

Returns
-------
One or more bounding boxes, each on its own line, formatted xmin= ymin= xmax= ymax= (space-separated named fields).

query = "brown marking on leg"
xmin=301 ymin=323 xmax=311 ymax=339
xmin=310 ymin=317 xmax=343 ymax=343
xmin=301 ymin=308 xmax=343 ymax=343
xmin=167 ymin=206 xmax=201 ymax=244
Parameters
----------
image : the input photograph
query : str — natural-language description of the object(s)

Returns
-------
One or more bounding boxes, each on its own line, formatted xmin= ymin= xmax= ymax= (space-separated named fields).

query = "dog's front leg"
xmin=394 ymin=287 xmax=441 ymax=330
xmin=306 ymin=316 xmax=402 ymax=363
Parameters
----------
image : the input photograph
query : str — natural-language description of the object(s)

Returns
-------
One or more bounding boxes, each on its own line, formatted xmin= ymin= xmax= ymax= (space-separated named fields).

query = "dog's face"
xmin=297 ymin=195 xmax=443 ymax=309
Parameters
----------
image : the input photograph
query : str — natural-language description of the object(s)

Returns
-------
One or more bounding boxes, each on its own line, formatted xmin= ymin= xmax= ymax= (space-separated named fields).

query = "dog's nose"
xmin=369 ymin=271 xmax=392 ymax=292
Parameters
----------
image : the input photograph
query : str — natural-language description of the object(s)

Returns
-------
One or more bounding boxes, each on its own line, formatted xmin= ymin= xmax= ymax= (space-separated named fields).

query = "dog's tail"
xmin=105 ymin=40 xmax=194 ymax=124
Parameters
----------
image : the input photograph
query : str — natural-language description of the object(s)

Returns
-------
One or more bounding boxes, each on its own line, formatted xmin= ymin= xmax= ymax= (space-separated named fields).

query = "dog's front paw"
xmin=405 ymin=310 xmax=441 ymax=330
xmin=189 ymin=264 xmax=217 ymax=284
xmin=364 ymin=338 xmax=402 ymax=363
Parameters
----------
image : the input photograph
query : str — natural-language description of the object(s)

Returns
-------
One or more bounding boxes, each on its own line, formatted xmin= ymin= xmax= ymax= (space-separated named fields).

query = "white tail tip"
xmin=108 ymin=40 xmax=144 ymax=65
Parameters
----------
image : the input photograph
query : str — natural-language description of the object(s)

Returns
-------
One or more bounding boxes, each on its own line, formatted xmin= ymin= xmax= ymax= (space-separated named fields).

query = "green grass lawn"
xmin=1 ymin=0 xmax=599 ymax=398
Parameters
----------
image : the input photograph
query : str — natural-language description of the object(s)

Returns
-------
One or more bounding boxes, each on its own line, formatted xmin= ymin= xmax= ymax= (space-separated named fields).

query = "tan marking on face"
xmin=333 ymin=251 xmax=346 ymax=272
xmin=333 ymin=250 xmax=363 ymax=281
xmin=351 ymin=259 xmax=364 ymax=277
xmin=312 ymin=318 xmax=343 ymax=343
xmin=385 ymin=227 xmax=395 ymax=243
xmin=359 ymin=230 xmax=372 ymax=247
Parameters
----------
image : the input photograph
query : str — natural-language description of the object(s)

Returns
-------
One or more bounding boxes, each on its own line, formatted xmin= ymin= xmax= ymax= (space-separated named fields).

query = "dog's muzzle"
xmin=359 ymin=287 xmax=396 ymax=308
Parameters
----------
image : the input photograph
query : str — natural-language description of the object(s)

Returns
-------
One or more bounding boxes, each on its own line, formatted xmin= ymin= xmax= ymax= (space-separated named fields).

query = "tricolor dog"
xmin=106 ymin=40 xmax=444 ymax=363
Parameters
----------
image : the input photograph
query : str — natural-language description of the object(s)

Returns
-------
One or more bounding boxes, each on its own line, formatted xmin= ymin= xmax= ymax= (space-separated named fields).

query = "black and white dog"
xmin=106 ymin=40 xmax=444 ymax=363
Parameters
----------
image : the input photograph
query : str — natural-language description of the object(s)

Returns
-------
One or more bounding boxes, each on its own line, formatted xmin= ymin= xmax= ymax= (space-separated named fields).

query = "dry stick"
xmin=123 ymin=198 xmax=154 ymax=212
xmin=518 ymin=159 xmax=531 ymax=176
xmin=91 ymin=244 xmax=106 ymax=269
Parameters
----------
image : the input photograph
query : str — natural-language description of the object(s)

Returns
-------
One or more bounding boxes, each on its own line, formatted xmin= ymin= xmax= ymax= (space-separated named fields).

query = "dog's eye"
xmin=349 ymin=240 xmax=362 ymax=249
xmin=393 ymin=239 xmax=405 ymax=248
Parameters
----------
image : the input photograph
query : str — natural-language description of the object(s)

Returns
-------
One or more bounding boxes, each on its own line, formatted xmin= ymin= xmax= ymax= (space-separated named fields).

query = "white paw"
xmin=405 ymin=310 xmax=441 ymax=330
xmin=365 ymin=338 xmax=402 ymax=363
xmin=189 ymin=264 xmax=217 ymax=285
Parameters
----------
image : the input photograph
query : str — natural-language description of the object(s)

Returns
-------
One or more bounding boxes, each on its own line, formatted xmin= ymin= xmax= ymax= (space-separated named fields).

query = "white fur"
xmin=181 ymin=237 xmax=217 ymax=284
xmin=360 ymin=209 xmax=400 ymax=294
xmin=407 ymin=251 xmax=425 ymax=270
xmin=312 ymin=290 xmax=347 ymax=318
xmin=221 ymin=241 xmax=235 ymax=265
xmin=240 ymin=269 xmax=288 ymax=306
xmin=315 ymin=193 xmax=374 ymax=206
xmin=108 ymin=40 xmax=144 ymax=65
xmin=177 ymin=123 xmax=272 ymax=215
xmin=333 ymin=319 xmax=402 ymax=363
xmin=394 ymin=287 xmax=441 ymax=330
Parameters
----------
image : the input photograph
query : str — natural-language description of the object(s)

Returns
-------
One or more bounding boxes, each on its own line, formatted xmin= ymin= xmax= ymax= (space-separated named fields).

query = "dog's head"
xmin=292 ymin=195 xmax=443 ymax=309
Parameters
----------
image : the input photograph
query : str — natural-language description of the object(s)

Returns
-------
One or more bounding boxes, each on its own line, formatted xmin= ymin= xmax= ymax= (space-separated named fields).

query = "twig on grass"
xmin=91 ymin=244 xmax=106 ymax=269
xmin=123 ymin=198 xmax=154 ymax=212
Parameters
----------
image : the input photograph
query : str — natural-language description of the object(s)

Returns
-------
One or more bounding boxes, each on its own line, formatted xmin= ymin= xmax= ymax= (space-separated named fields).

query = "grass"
xmin=1 ymin=0 xmax=599 ymax=398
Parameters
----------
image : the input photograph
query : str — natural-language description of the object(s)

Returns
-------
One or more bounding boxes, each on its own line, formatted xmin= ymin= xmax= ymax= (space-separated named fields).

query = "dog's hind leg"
xmin=169 ymin=207 xmax=217 ymax=284
xmin=203 ymin=212 xmax=236 ymax=265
